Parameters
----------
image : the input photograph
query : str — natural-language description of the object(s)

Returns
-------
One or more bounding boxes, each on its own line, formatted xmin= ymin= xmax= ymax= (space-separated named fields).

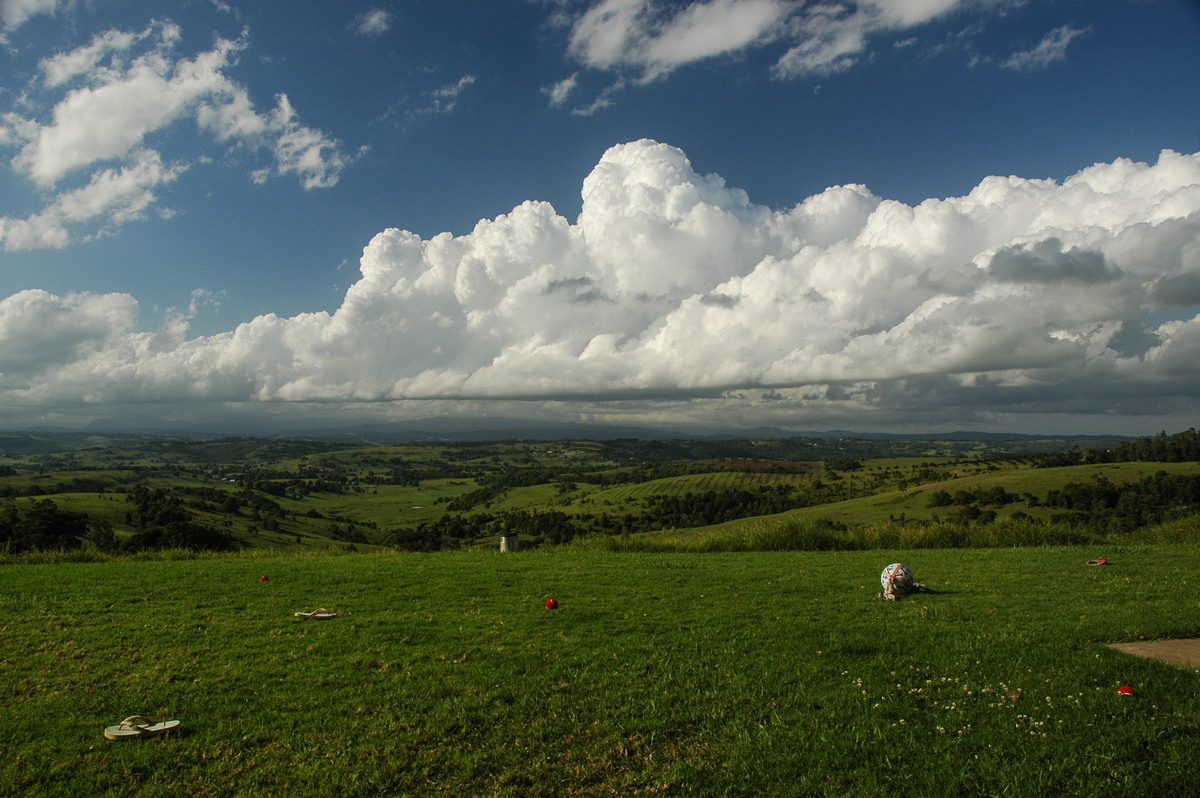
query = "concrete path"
xmin=1108 ymin=639 xmax=1200 ymax=670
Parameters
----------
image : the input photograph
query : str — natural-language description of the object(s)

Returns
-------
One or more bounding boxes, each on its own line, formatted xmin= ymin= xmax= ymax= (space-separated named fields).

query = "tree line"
xmin=391 ymin=483 xmax=818 ymax=551
xmin=1027 ymin=429 xmax=1200 ymax=467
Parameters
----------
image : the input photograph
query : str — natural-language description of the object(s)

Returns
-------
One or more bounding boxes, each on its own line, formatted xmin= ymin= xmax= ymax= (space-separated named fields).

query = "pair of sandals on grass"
xmin=105 ymin=607 xmax=338 ymax=740
xmin=105 ymin=608 xmax=336 ymax=740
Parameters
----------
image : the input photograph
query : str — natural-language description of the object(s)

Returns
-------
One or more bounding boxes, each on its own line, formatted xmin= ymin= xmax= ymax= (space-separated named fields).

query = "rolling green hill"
xmin=2 ymin=431 xmax=1199 ymax=557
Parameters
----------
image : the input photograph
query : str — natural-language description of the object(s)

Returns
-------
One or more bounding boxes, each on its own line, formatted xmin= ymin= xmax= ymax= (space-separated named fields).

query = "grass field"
xmin=3 ymin=545 xmax=1199 ymax=796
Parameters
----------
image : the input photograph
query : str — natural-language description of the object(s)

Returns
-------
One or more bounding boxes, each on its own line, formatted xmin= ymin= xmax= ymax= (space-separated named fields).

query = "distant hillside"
xmin=0 ymin=426 xmax=1132 ymax=458
xmin=5 ymin=429 xmax=1196 ymax=557
xmin=4 ymin=418 xmax=1134 ymax=451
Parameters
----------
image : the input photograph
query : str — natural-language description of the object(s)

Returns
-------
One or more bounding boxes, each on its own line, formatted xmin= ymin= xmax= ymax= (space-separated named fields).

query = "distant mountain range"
xmin=0 ymin=414 xmax=1132 ymax=452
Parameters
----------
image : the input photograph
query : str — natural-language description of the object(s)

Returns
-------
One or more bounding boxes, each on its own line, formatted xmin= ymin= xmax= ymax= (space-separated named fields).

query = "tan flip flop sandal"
xmin=294 ymin=608 xmax=337 ymax=620
xmin=104 ymin=716 xmax=180 ymax=740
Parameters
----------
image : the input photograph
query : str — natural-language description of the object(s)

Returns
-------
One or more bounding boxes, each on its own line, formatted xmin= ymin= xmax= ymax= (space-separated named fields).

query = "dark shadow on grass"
xmin=875 ymin=588 xmax=957 ymax=600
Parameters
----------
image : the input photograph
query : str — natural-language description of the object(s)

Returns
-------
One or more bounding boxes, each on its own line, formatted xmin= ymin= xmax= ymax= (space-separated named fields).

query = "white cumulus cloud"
xmin=2 ymin=139 xmax=1199 ymax=432
xmin=0 ymin=19 xmax=353 ymax=249
xmin=0 ymin=288 xmax=137 ymax=381
xmin=0 ymin=149 xmax=185 ymax=250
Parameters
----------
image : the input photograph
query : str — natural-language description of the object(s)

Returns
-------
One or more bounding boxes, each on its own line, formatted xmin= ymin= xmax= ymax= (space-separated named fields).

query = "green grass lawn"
xmin=3 ymin=546 xmax=1199 ymax=796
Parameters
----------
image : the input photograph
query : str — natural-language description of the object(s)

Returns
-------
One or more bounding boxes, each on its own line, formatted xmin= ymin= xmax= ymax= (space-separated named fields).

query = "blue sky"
xmin=1 ymin=0 xmax=1199 ymax=435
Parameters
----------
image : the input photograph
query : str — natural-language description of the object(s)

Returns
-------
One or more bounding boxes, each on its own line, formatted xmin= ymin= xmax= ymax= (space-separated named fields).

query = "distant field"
xmin=785 ymin=461 xmax=1200 ymax=526
xmin=588 ymin=471 xmax=812 ymax=501
xmin=3 ymin=546 xmax=1198 ymax=796
xmin=4 ymin=433 xmax=1200 ymax=554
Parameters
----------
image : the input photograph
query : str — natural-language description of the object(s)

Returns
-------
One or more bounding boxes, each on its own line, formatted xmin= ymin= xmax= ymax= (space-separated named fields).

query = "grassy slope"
xmin=646 ymin=461 xmax=1200 ymax=544
xmin=6 ymin=448 xmax=1200 ymax=552
xmin=3 ymin=547 xmax=1199 ymax=796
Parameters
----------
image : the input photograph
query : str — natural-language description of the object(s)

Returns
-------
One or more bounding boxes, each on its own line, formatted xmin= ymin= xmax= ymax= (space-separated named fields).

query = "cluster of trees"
xmin=239 ymin=473 xmax=349 ymax=499
xmin=926 ymin=487 xmax=1017 ymax=508
xmin=921 ymin=470 xmax=1200 ymax=531
xmin=391 ymin=507 xmax=591 ymax=551
xmin=0 ymin=485 xmax=258 ymax=554
xmin=569 ymin=462 xmax=738 ymax=487
xmin=1 ymin=482 xmax=279 ymax=554
xmin=121 ymin=486 xmax=242 ymax=552
xmin=0 ymin=475 xmax=117 ymax=498
xmin=443 ymin=462 xmax=830 ymax=513
xmin=1040 ymin=471 xmax=1200 ymax=531
xmin=1029 ymin=429 xmax=1200 ymax=467
xmin=358 ymin=469 xmax=422 ymax=487
xmin=0 ymin=499 xmax=90 ymax=553
xmin=1111 ymin=429 xmax=1200 ymax=463
xmin=639 ymin=486 xmax=810 ymax=529
xmin=394 ymin=484 xmax=817 ymax=551
xmin=387 ymin=514 xmax=479 ymax=551
xmin=441 ymin=468 xmax=561 ymax=511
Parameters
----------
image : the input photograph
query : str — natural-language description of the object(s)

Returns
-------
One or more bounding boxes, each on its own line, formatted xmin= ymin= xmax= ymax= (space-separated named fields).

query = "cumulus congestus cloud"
xmin=2 ymin=139 xmax=1200 ymax=416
